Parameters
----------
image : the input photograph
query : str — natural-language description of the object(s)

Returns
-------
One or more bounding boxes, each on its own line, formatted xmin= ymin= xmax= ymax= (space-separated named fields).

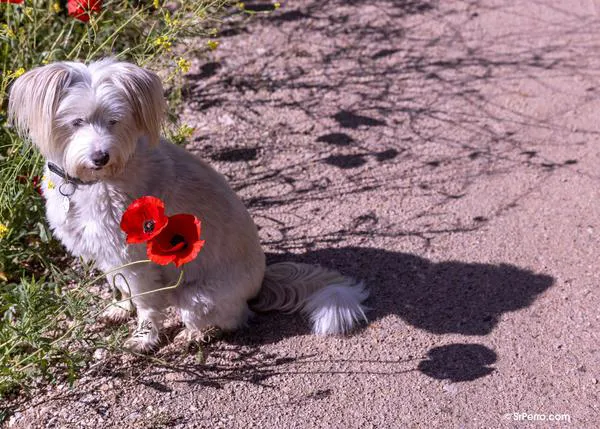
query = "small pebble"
xmin=93 ymin=348 xmax=107 ymax=360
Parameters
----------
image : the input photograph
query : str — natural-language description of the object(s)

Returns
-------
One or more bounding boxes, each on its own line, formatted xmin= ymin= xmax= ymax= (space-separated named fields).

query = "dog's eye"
xmin=72 ymin=118 xmax=84 ymax=127
xmin=108 ymin=119 xmax=118 ymax=126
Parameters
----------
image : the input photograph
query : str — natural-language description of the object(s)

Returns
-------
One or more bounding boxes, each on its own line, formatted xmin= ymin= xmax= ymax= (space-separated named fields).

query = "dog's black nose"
xmin=91 ymin=151 xmax=110 ymax=167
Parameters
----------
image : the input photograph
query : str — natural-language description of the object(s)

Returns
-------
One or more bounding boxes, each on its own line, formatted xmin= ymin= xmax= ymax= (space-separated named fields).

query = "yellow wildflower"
xmin=153 ymin=36 xmax=172 ymax=51
xmin=52 ymin=2 xmax=61 ymax=13
xmin=0 ymin=223 xmax=8 ymax=240
xmin=43 ymin=175 xmax=56 ymax=190
xmin=178 ymin=124 xmax=195 ymax=139
xmin=1 ymin=24 xmax=15 ymax=39
xmin=274 ymin=2 xmax=281 ymax=9
xmin=11 ymin=68 xmax=25 ymax=78
xmin=153 ymin=0 xmax=160 ymax=8
xmin=23 ymin=7 xmax=34 ymax=19
xmin=237 ymin=2 xmax=245 ymax=9
xmin=177 ymin=57 xmax=192 ymax=74
xmin=164 ymin=13 xmax=180 ymax=28
xmin=207 ymin=40 xmax=219 ymax=51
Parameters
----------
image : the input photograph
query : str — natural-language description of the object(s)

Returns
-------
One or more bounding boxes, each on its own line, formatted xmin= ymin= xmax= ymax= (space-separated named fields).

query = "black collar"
xmin=47 ymin=162 xmax=98 ymax=196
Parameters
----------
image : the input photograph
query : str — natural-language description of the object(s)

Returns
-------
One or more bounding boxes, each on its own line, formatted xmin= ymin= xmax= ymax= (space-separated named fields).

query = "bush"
xmin=0 ymin=0 xmax=235 ymax=401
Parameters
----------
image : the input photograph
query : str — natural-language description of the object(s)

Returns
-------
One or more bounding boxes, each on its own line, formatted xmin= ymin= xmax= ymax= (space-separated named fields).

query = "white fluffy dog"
xmin=8 ymin=58 xmax=368 ymax=352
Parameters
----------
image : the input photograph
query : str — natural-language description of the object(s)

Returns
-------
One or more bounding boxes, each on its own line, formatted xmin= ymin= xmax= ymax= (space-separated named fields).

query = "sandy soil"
xmin=6 ymin=0 xmax=600 ymax=427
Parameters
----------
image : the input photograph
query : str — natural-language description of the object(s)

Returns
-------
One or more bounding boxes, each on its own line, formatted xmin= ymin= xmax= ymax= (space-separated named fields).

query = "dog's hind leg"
xmin=175 ymin=292 xmax=253 ymax=344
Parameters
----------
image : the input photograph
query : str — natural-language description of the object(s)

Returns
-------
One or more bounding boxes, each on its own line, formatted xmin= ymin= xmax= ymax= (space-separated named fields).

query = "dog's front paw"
xmin=100 ymin=302 xmax=133 ymax=325
xmin=123 ymin=320 xmax=161 ymax=353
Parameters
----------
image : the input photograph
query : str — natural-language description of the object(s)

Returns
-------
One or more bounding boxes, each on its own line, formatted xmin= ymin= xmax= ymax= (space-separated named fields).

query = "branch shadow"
xmin=183 ymin=0 xmax=596 ymax=250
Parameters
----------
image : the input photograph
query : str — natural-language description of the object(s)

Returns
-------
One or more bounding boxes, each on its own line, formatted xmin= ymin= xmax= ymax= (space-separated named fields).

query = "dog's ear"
xmin=109 ymin=63 xmax=166 ymax=147
xmin=8 ymin=63 xmax=74 ymax=154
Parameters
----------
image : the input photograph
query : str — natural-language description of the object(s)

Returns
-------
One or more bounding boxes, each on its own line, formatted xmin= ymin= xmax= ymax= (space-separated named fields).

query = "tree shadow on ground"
xmin=184 ymin=0 xmax=595 ymax=250
xmin=181 ymin=0 xmax=575 ymax=389
xmin=176 ymin=0 xmax=567 ymax=385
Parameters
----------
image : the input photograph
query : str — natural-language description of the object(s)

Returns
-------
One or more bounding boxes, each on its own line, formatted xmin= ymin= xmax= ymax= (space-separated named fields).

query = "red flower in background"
xmin=31 ymin=175 xmax=42 ymax=195
xmin=16 ymin=175 xmax=42 ymax=195
xmin=146 ymin=214 xmax=205 ymax=268
xmin=67 ymin=0 xmax=102 ymax=23
xmin=1 ymin=1 xmax=24 ymax=4
xmin=120 ymin=196 xmax=168 ymax=244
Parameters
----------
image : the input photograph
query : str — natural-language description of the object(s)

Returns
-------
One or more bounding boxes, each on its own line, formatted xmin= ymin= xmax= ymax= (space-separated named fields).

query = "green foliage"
xmin=0 ymin=0 xmax=237 ymax=404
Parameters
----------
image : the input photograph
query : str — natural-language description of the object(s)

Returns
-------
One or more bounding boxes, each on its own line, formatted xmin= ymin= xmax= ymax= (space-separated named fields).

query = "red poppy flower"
xmin=67 ymin=0 xmax=102 ymax=23
xmin=17 ymin=175 xmax=42 ymax=195
xmin=146 ymin=214 xmax=205 ymax=267
xmin=1 ymin=0 xmax=24 ymax=4
xmin=120 ymin=196 xmax=168 ymax=244
xmin=32 ymin=175 xmax=42 ymax=195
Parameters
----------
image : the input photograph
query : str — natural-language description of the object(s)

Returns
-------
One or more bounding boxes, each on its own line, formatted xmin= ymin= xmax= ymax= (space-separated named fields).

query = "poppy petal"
xmin=120 ymin=196 xmax=168 ymax=243
xmin=146 ymin=214 xmax=204 ymax=267
xmin=173 ymin=239 xmax=205 ymax=268
xmin=67 ymin=0 xmax=102 ymax=22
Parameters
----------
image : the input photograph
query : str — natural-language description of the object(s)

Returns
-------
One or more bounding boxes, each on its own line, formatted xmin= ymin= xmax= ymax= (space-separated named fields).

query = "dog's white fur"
xmin=8 ymin=58 xmax=368 ymax=351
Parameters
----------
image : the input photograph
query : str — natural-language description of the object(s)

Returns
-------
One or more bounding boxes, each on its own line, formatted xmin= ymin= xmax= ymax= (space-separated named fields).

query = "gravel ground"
xmin=6 ymin=0 xmax=600 ymax=427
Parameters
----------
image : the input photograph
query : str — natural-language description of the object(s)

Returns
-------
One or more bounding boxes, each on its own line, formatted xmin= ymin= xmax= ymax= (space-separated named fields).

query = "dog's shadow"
xmin=229 ymin=247 xmax=554 ymax=345
xmin=103 ymin=247 xmax=552 ymax=391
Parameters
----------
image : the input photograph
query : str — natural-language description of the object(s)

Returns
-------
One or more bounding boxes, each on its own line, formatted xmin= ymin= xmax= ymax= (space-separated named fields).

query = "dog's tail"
xmin=250 ymin=262 xmax=369 ymax=335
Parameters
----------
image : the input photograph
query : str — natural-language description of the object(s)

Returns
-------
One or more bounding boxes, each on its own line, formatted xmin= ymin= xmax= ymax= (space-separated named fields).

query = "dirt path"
xmin=8 ymin=0 xmax=600 ymax=427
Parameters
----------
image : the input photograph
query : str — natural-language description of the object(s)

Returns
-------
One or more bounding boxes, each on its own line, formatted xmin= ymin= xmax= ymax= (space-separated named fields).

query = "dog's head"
xmin=8 ymin=59 xmax=166 ymax=182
